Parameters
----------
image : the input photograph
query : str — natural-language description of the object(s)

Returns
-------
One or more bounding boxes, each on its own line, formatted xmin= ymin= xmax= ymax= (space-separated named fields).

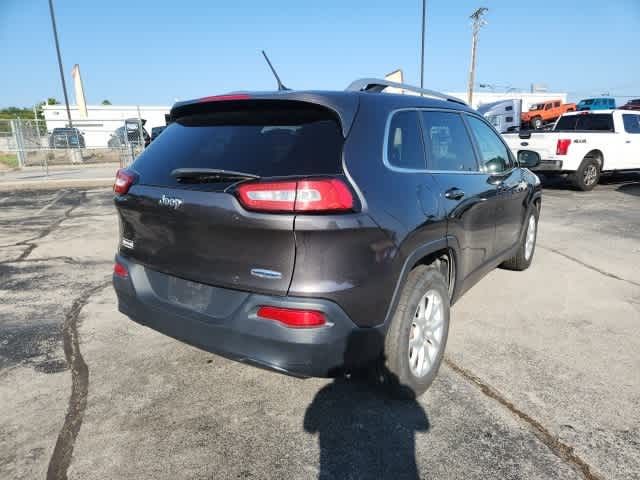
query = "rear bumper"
xmin=531 ymin=159 xmax=564 ymax=172
xmin=113 ymin=255 xmax=383 ymax=378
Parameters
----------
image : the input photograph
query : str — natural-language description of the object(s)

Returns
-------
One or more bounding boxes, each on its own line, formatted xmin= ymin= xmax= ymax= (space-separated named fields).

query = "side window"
xmin=466 ymin=116 xmax=513 ymax=173
xmin=554 ymin=101 xmax=560 ymax=108
xmin=545 ymin=103 xmax=552 ymax=110
xmin=420 ymin=111 xmax=477 ymax=171
xmin=623 ymin=115 xmax=640 ymax=134
xmin=386 ymin=111 xmax=426 ymax=170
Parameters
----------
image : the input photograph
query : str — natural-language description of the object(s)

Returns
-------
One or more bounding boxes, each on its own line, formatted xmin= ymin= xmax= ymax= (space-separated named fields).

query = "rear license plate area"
xmin=167 ymin=276 xmax=212 ymax=313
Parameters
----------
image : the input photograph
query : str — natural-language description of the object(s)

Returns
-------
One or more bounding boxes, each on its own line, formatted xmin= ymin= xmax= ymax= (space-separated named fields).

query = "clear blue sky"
xmin=1 ymin=0 xmax=639 ymax=108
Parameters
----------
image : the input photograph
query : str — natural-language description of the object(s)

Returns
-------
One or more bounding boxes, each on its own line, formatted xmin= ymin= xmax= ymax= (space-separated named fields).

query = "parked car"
xmin=48 ymin=127 xmax=85 ymax=149
xmin=151 ymin=126 xmax=166 ymax=141
xmin=107 ymin=119 xmax=150 ymax=148
xmin=503 ymin=110 xmax=640 ymax=191
xmin=620 ymin=99 xmax=640 ymax=111
xmin=577 ymin=98 xmax=616 ymax=111
xmin=521 ymin=100 xmax=576 ymax=129
xmin=112 ymin=79 xmax=542 ymax=398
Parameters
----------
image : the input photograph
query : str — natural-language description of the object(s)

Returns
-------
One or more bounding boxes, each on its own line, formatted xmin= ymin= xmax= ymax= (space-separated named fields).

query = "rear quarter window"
xmin=131 ymin=105 xmax=344 ymax=187
xmin=385 ymin=111 xmax=426 ymax=170
xmin=555 ymin=114 xmax=613 ymax=131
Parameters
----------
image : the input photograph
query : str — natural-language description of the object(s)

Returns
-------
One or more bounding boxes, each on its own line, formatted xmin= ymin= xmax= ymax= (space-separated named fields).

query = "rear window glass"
xmin=131 ymin=105 xmax=343 ymax=187
xmin=554 ymin=114 xmax=613 ymax=131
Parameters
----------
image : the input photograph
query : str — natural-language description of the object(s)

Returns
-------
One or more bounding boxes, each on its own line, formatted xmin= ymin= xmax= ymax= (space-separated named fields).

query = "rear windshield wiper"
xmin=171 ymin=168 xmax=260 ymax=183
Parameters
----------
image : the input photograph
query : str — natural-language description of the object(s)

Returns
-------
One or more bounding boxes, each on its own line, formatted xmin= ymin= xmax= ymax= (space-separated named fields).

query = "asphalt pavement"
xmin=1 ymin=174 xmax=639 ymax=480
xmin=0 ymin=164 xmax=118 ymax=191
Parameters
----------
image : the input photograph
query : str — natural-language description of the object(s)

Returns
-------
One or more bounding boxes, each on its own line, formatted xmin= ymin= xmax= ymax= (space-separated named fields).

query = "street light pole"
xmin=420 ymin=0 xmax=426 ymax=89
xmin=467 ymin=7 xmax=488 ymax=106
xmin=48 ymin=0 xmax=73 ymax=128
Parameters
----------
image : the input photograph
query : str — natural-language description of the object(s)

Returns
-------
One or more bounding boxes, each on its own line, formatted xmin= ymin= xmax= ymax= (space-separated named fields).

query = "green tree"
xmin=47 ymin=97 xmax=60 ymax=105
xmin=101 ymin=99 xmax=112 ymax=105
xmin=0 ymin=107 xmax=36 ymax=120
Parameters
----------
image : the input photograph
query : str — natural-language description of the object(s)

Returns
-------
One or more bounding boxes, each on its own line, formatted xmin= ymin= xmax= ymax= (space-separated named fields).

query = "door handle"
xmin=444 ymin=188 xmax=465 ymax=200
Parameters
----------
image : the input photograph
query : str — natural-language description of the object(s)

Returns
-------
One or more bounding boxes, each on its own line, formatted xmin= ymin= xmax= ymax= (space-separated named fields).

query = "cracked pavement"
xmin=1 ymin=177 xmax=639 ymax=479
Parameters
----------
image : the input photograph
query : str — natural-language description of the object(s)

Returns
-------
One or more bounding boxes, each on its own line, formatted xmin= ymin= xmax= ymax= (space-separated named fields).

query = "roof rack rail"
xmin=346 ymin=78 xmax=468 ymax=106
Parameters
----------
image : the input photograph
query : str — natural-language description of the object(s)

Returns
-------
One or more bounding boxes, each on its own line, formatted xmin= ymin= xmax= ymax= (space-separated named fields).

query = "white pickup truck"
xmin=503 ymin=110 xmax=640 ymax=190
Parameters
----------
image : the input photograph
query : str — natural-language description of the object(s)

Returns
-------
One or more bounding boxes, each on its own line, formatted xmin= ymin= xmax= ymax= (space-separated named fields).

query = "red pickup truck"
xmin=521 ymin=100 xmax=576 ymax=129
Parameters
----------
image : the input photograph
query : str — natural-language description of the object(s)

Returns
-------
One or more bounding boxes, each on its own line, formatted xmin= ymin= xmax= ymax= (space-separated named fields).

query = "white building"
xmin=42 ymin=104 xmax=170 ymax=148
xmin=40 ymin=91 xmax=568 ymax=148
xmin=446 ymin=91 xmax=568 ymax=111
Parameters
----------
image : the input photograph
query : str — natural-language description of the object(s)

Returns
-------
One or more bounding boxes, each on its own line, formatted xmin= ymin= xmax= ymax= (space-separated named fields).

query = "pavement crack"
xmin=0 ymin=191 xmax=86 ymax=251
xmin=444 ymin=357 xmax=603 ymax=480
xmin=538 ymin=244 xmax=640 ymax=288
xmin=46 ymin=279 xmax=110 ymax=480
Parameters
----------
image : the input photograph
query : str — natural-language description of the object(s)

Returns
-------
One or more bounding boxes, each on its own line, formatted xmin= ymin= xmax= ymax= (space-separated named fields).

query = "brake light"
xmin=556 ymin=139 xmax=571 ymax=155
xmin=198 ymin=94 xmax=251 ymax=103
xmin=113 ymin=262 xmax=128 ymax=278
xmin=257 ymin=306 xmax=326 ymax=328
xmin=236 ymin=179 xmax=354 ymax=213
xmin=114 ymin=168 xmax=137 ymax=195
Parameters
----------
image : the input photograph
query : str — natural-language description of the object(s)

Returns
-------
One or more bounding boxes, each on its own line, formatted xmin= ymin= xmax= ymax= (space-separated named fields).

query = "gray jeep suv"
xmin=112 ymin=79 xmax=542 ymax=398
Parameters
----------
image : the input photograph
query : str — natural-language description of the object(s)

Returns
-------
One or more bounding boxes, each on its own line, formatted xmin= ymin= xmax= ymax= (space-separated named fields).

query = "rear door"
xmin=621 ymin=113 xmax=640 ymax=169
xmin=419 ymin=110 xmax=498 ymax=280
xmin=116 ymin=100 xmax=346 ymax=296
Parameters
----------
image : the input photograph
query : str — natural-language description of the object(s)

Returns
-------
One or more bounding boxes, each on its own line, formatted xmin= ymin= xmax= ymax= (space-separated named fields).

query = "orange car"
xmin=521 ymin=100 xmax=576 ymax=129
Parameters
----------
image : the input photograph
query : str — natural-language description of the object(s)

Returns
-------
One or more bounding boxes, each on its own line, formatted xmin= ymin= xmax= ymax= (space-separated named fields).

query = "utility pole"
xmin=467 ymin=7 xmax=488 ymax=106
xmin=48 ymin=0 xmax=73 ymax=128
xmin=420 ymin=0 xmax=426 ymax=89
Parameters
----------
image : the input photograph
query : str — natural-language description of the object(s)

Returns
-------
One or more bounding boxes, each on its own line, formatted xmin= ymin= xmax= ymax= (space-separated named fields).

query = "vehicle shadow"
xmin=539 ymin=171 xmax=640 ymax=192
xmin=303 ymin=331 xmax=430 ymax=480
xmin=610 ymin=172 xmax=640 ymax=197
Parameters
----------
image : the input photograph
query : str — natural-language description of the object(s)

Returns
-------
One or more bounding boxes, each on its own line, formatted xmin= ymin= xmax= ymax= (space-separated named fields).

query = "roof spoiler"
xmin=346 ymin=78 xmax=467 ymax=106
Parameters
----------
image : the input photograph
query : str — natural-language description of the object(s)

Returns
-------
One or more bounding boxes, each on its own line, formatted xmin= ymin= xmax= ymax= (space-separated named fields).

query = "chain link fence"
xmin=0 ymin=117 xmax=151 ymax=171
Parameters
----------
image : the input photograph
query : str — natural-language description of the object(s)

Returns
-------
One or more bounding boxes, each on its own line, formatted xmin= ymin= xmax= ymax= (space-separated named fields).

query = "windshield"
xmin=554 ymin=114 xmax=614 ymax=131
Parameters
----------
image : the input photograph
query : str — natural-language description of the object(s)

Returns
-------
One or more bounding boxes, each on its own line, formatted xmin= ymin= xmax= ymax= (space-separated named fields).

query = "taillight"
xmin=114 ymin=168 xmax=137 ymax=195
xmin=556 ymin=139 xmax=571 ymax=155
xmin=257 ymin=306 xmax=326 ymax=328
xmin=113 ymin=262 xmax=128 ymax=278
xmin=236 ymin=179 xmax=354 ymax=213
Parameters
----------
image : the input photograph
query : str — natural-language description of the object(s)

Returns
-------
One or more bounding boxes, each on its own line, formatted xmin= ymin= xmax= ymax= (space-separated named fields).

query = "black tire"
xmin=571 ymin=156 xmax=601 ymax=191
xmin=378 ymin=264 xmax=450 ymax=399
xmin=531 ymin=116 xmax=543 ymax=129
xmin=500 ymin=208 xmax=539 ymax=271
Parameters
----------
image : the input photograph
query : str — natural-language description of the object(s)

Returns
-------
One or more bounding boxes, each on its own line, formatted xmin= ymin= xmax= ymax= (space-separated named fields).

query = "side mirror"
xmin=518 ymin=130 xmax=532 ymax=139
xmin=518 ymin=150 xmax=540 ymax=169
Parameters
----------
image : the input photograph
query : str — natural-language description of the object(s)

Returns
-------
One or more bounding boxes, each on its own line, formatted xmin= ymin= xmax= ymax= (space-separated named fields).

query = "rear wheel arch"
xmin=411 ymin=248 xmax=456 ymax=301
xmin=584 ymin=149 xmax=604 ymax=170
xmin=382 ymin=239 xmax=455 ymax=329
xmin=533 ymin=196 xmax=542 ymax=214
